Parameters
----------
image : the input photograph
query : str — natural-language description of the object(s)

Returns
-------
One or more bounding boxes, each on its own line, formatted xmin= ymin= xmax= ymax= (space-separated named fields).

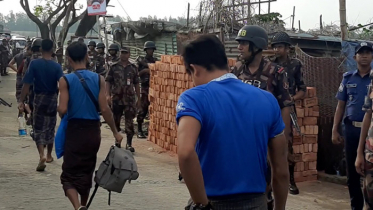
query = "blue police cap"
xmin=355 ymin=42 xmax=373 ymax=54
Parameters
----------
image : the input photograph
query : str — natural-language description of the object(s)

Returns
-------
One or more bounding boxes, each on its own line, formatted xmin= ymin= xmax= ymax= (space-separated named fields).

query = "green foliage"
xmin=253 ymin=12 xmax=285 ymax=26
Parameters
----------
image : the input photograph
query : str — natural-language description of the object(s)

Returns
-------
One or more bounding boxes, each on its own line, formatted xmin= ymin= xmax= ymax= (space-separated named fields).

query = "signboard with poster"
xmin=87 ymin=0 xmax=107 ymax=16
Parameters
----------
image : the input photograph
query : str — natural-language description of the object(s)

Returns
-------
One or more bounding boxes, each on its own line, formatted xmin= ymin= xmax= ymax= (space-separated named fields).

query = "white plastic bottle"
xmin=18 ymin=114 xmax=27 ymax=137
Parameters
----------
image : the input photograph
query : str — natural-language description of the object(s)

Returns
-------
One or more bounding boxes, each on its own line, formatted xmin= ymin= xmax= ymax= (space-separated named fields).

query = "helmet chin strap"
xmin=245 ymin=43 xmax=262 ymax=65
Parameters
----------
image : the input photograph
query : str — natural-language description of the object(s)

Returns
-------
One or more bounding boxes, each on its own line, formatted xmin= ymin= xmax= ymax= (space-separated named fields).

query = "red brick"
xmin=304 ymin=162 xmax=309 ymax=170
xmin=293 ymin=145 xmax=300 ymax=154
xmin=302 ymin=153 xmax=317 ymax=161
xmin=294 ymin=154 xmax=302 ymax=162
xmin=312 ymin=106 xmax=319 ymax=111
xmin=296 ymin=108 xmax=304 ymax=118
xmin=295 ymin=176 xmax=308 ymax=183
xmin=304 ymin=144 xmax=309 ymax=153
xmin=295 ymin=100 xmax=302 ymax=107
xmin=302 ymin=135 xmax=318 ymax=144
xmin=298 ymin=118 xmax=303 ymax=127
xmin=303 ymin=117 xmax=318 ymax=125
xmin=294 ymin=171 xmax=302 ymax=178
xmin=309 ymin=161 xmax=317 ymax=170
xmin=293 ymin=136 xmax=302 ymax=145
xmin=303 ymin=97 xmax=318 ymax=107
xmin=313 ymin=144 xmax=318 ymax=153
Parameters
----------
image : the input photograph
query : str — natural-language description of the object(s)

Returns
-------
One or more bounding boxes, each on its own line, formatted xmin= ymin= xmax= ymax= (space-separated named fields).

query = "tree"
xmin=20 ymin=0 xmax=85 ymax=41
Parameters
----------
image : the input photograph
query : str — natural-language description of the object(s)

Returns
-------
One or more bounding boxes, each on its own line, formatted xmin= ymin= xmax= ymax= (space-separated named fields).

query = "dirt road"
xmin=0 ymin=72 xmax=351 ymax=210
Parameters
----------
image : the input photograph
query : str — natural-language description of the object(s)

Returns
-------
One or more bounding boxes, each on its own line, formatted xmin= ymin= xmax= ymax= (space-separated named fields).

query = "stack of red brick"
xmin=147 ymin=55 xmax=236 ymax=153
xmin=293 ymin=87 xmax=319 ymax=182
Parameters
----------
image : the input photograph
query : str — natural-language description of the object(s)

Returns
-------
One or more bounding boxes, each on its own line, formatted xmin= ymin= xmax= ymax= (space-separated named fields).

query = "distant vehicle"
xmin=11 ymin=37 xmax=27 ymax=56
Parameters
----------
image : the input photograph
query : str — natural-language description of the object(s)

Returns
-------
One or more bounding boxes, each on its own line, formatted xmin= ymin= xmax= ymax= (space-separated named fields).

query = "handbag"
xmin=55 ymin=115 xmax=68 ymax=159
xmin=74 ymin=71 xmax=100 ymax=112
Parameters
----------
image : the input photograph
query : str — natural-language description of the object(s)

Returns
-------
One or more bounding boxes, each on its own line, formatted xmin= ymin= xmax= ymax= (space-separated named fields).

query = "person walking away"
xmin=56 ymin=41 xmax=64 ymax=65
xmin=57 ymin=41 xmax=123 ymax=210
xmin=105 ymin=46 xmax=140 ymax=152
xmin=106 ymin=43 xmax=120 ymax=64
xmin=342 ymin=42 xmax=373 ymax=210
xmin=178 ymin=35 xmax=289 ymax=210
xmin=9 ymin=44 xmax=32 ymax=103
xmin=271 ymin=31 xmax=307 ymax=195
xmin=231 ymin=25 xmax=293 ymax=210
xmin=87 ymin=41 xmax=98 ymax=71
xmin=22 ymin=39 xmax=43 ymax=132
xmin=95 ymin=43 xmax=107 ymax=76
xmin=18 ymin=39 xmax=64 ymax=171
xmin=136 ymin=41 xmax=158 ymax=138
xmin=0 ymin=38 xmax=10 ymax=76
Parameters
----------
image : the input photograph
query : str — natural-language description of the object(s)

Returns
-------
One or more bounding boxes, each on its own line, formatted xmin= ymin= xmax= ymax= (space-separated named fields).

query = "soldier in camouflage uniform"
xmin=107 ymin=43 xmax=120 ymax=64
xmin=22 ymin=38 xmax=43 ymax=136
xmin=95 ymin=42 xmax=108 ymax=76
xmin=56 ymin=41 xmax=63 ymax=65
xmin=65 ymin=40 xmax=73 ymax=73
xmin=271 ymin=31 xmax=307 ymax=195
xmin=105 ymin=46 xmax=140 ymax=152
xmin=136 ymin=41 xmax=158 ymax=138
xmin=0 ymin=38 xmax=11 ymax=76
xmin=87 ymin=41 xmax=98 ymax=71
xmin=231 ymin=25 xmax=293 ymax=210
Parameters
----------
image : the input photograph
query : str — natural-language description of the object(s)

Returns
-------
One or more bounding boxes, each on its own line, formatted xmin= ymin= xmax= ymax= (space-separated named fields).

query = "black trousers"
xmin=344 ymin=119 xmax=364 ymax=210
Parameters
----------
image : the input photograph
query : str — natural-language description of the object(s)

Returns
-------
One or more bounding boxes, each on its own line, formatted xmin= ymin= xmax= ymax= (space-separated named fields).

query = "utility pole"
xmin=247 ymin=0 xmax=251 ymax=24
xmin=291 ymin=6 xmax=296 ymax=31
xmin=339 ymin=0 xmax=348 ymax=40
xmin=259 ymin=0 xmax=261 ymax=15
xmin=102 ymin=15 xmax=109 ymax=51
xmin=187 ymin=3 xmax=190 ymax=27
xmin=268 ymin=1 xmax=271 ymax=13
xmin=298 ymin=20 xmax=301 ymax=31
xmin=320 ymin=15 xmax=323 ymax=31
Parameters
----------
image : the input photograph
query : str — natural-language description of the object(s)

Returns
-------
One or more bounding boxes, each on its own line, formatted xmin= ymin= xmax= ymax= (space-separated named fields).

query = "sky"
xmin=0 ymin=0 xmax=372 ymax=31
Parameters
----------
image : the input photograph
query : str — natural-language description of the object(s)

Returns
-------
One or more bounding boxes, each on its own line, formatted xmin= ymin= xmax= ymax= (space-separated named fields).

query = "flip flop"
xmin=36 ymin=158 xmax=46 ymax=172
xmin=46 ymin=158 xmax=54 ymax=163
xmin=78 ymin=207 xmax=87 ymax=210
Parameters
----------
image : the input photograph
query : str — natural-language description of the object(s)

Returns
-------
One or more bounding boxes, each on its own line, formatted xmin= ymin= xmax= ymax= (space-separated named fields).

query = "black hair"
xmin=66 ymin=41 xmax=87 ymax=62
xmin=182 ymin=35 xmax=228 ymax=75
xmin=41 ymin=39 xmax=54 ymax=52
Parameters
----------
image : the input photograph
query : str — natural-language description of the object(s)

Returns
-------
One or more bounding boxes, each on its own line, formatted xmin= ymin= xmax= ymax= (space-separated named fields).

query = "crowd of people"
xmin=5 ymin=24 xmax=373 ymax=210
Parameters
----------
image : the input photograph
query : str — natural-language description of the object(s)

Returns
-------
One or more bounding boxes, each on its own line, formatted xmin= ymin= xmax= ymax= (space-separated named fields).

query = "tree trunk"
xmin=75 ymin=0 xmax=110 ymax=37
xmin=339 ymin=0 xmax=348 ymax=40
xmin=39 ymin=23 xmax=50 ymax=39
xmin=58 ymin=1 xmax=74 ymax=44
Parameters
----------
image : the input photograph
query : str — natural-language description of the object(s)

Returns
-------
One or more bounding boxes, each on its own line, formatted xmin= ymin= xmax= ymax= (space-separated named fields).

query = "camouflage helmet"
xmin=96 ymin=42 xmax=105 ymax=49
xmin=31 ymin=38 xmax=42 ymax=49
xmin=235 ymin=25 xmax=268 ymax=50
xmin=271 ymin=31 xmax=292 ymax=47
xmin=144 ymin=41 xmax=156 ymax=50
xmin=108 ymin=43 xmax=120 ymax=51
xmin=88 ymin=40 xmax=96 ymax=47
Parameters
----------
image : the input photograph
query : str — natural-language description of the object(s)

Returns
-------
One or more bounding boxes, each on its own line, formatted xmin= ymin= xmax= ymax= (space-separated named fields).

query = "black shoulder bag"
xmin=74 ymin=71 xmax=100 ymax=112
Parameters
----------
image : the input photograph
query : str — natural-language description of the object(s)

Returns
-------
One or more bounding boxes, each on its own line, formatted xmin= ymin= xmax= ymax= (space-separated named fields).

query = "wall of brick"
xmin=293 ymin=87 xmax=319 ymax=182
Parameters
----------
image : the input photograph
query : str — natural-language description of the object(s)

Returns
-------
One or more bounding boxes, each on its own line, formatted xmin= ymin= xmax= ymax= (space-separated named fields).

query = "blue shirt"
xmin=176 ymin=73 xmax=285 ymax=197
xmin=336 ymin=70 xmax=371 ymax=122
xmin=64 ymin=70 xmax=100 ymax=121
xmin=23 ymin=58 xmax=63 ymax=94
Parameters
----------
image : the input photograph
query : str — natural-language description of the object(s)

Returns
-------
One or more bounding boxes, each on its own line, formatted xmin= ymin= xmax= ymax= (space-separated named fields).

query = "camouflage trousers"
xmin=364 ymin=160 xmax=373 ymax=209
xmin=111 ymin=101 xmax=136 ymax=137
xmin=137 ymin=87 xmax=149 ymax=124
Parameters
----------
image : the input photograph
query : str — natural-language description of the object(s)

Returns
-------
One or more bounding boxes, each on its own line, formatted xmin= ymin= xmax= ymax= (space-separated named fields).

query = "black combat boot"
xmin=289 ymin=165 xmax=300 ymax=195
xmin=137 ymin=123 xmax=146 ymax=139
xmin=126 ymin=135 xmax=135 ymax=153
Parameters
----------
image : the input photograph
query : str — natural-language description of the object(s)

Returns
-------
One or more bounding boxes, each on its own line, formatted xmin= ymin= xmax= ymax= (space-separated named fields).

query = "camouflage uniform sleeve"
xmin=363 ymin=84 xmax=373 ymax=112
xmin=273 ymin=68 xmax=294 ymax=109
xmin=105 ymin=65 xmax=114 ymax=83
xmin=294 ymin=62 xmax=307 ymax=93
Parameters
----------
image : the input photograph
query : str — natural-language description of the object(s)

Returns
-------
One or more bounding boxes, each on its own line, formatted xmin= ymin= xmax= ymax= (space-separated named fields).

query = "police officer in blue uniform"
xmin=333 ymin=42 xmax=373 ymax=210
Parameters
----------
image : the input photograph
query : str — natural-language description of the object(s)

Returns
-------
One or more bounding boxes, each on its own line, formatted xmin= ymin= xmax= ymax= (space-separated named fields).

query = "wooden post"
xmin=320 ymin=15 xmax=323 ymax=31
xmin=291 ymin=6 xmax=295 ymax=31
xmin=187 ymin=3 xmax=190 ymax=27
xmin=259 ymin=0 xmax=261 ymax=15
xmin=298 ymin=20 xmax=301 ymax=31
xmin=247 ymin=0 xmax=251 ymax=24
xmin=339 ymin=0 xmax=348 ymax=40
xmin=199 ymin=3 xmax=202 ymax=27
xmin=268 ymin=1 xmax=271 ymax=13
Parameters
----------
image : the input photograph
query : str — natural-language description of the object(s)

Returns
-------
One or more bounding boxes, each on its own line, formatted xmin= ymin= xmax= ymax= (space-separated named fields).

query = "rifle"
xmin=0 ymin=98 xmax=12 ymax=107
xmin=290 ymin=106 xmax=302 ymax=136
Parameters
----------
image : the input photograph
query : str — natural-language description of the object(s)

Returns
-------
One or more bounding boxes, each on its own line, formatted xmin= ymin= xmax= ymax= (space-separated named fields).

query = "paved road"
xmin=0 ymin=72 xmax=351 ymax=210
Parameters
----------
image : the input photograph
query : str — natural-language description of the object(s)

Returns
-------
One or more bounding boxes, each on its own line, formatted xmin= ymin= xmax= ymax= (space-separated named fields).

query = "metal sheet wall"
xmin=121 ymin=33 xmax=177 ymax=60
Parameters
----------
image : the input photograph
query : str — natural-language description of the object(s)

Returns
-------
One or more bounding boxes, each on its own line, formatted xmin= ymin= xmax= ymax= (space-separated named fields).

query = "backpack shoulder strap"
xmin=74 ymin=71 xmax=100 ymax=112
xmin=86 ymin=183 xmax=99 ymax=209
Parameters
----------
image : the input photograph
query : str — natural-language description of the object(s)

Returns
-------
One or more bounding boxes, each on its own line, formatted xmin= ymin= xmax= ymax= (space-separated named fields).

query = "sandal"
xmin=36 ymin=158 xmax=46 ymax=172
xmin=46 ymin=158 xmax=54 ymax=163
xmin=78 ymin=207 xmax=87 ymax=210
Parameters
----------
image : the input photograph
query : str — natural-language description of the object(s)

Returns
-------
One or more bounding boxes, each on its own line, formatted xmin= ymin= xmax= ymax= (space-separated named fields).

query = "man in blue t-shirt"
xmin=176 ymin=35 xmax=289 ymax=210
xmin=18 ymin=39 xmax=64 ymax=172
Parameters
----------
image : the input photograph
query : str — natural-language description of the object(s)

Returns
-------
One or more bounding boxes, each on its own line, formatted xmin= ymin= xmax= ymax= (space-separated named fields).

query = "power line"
xmin=115 ymin=0 xmax=132 ymax=21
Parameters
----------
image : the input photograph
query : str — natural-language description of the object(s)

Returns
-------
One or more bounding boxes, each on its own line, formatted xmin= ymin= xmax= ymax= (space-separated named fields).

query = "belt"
xmin=352 ymin=121 xmax=362 ymax=128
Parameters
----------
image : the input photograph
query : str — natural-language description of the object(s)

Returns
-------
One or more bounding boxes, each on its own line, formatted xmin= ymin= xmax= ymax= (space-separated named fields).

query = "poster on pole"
xmin=87 ymin=0 xmax=107 ymax=16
